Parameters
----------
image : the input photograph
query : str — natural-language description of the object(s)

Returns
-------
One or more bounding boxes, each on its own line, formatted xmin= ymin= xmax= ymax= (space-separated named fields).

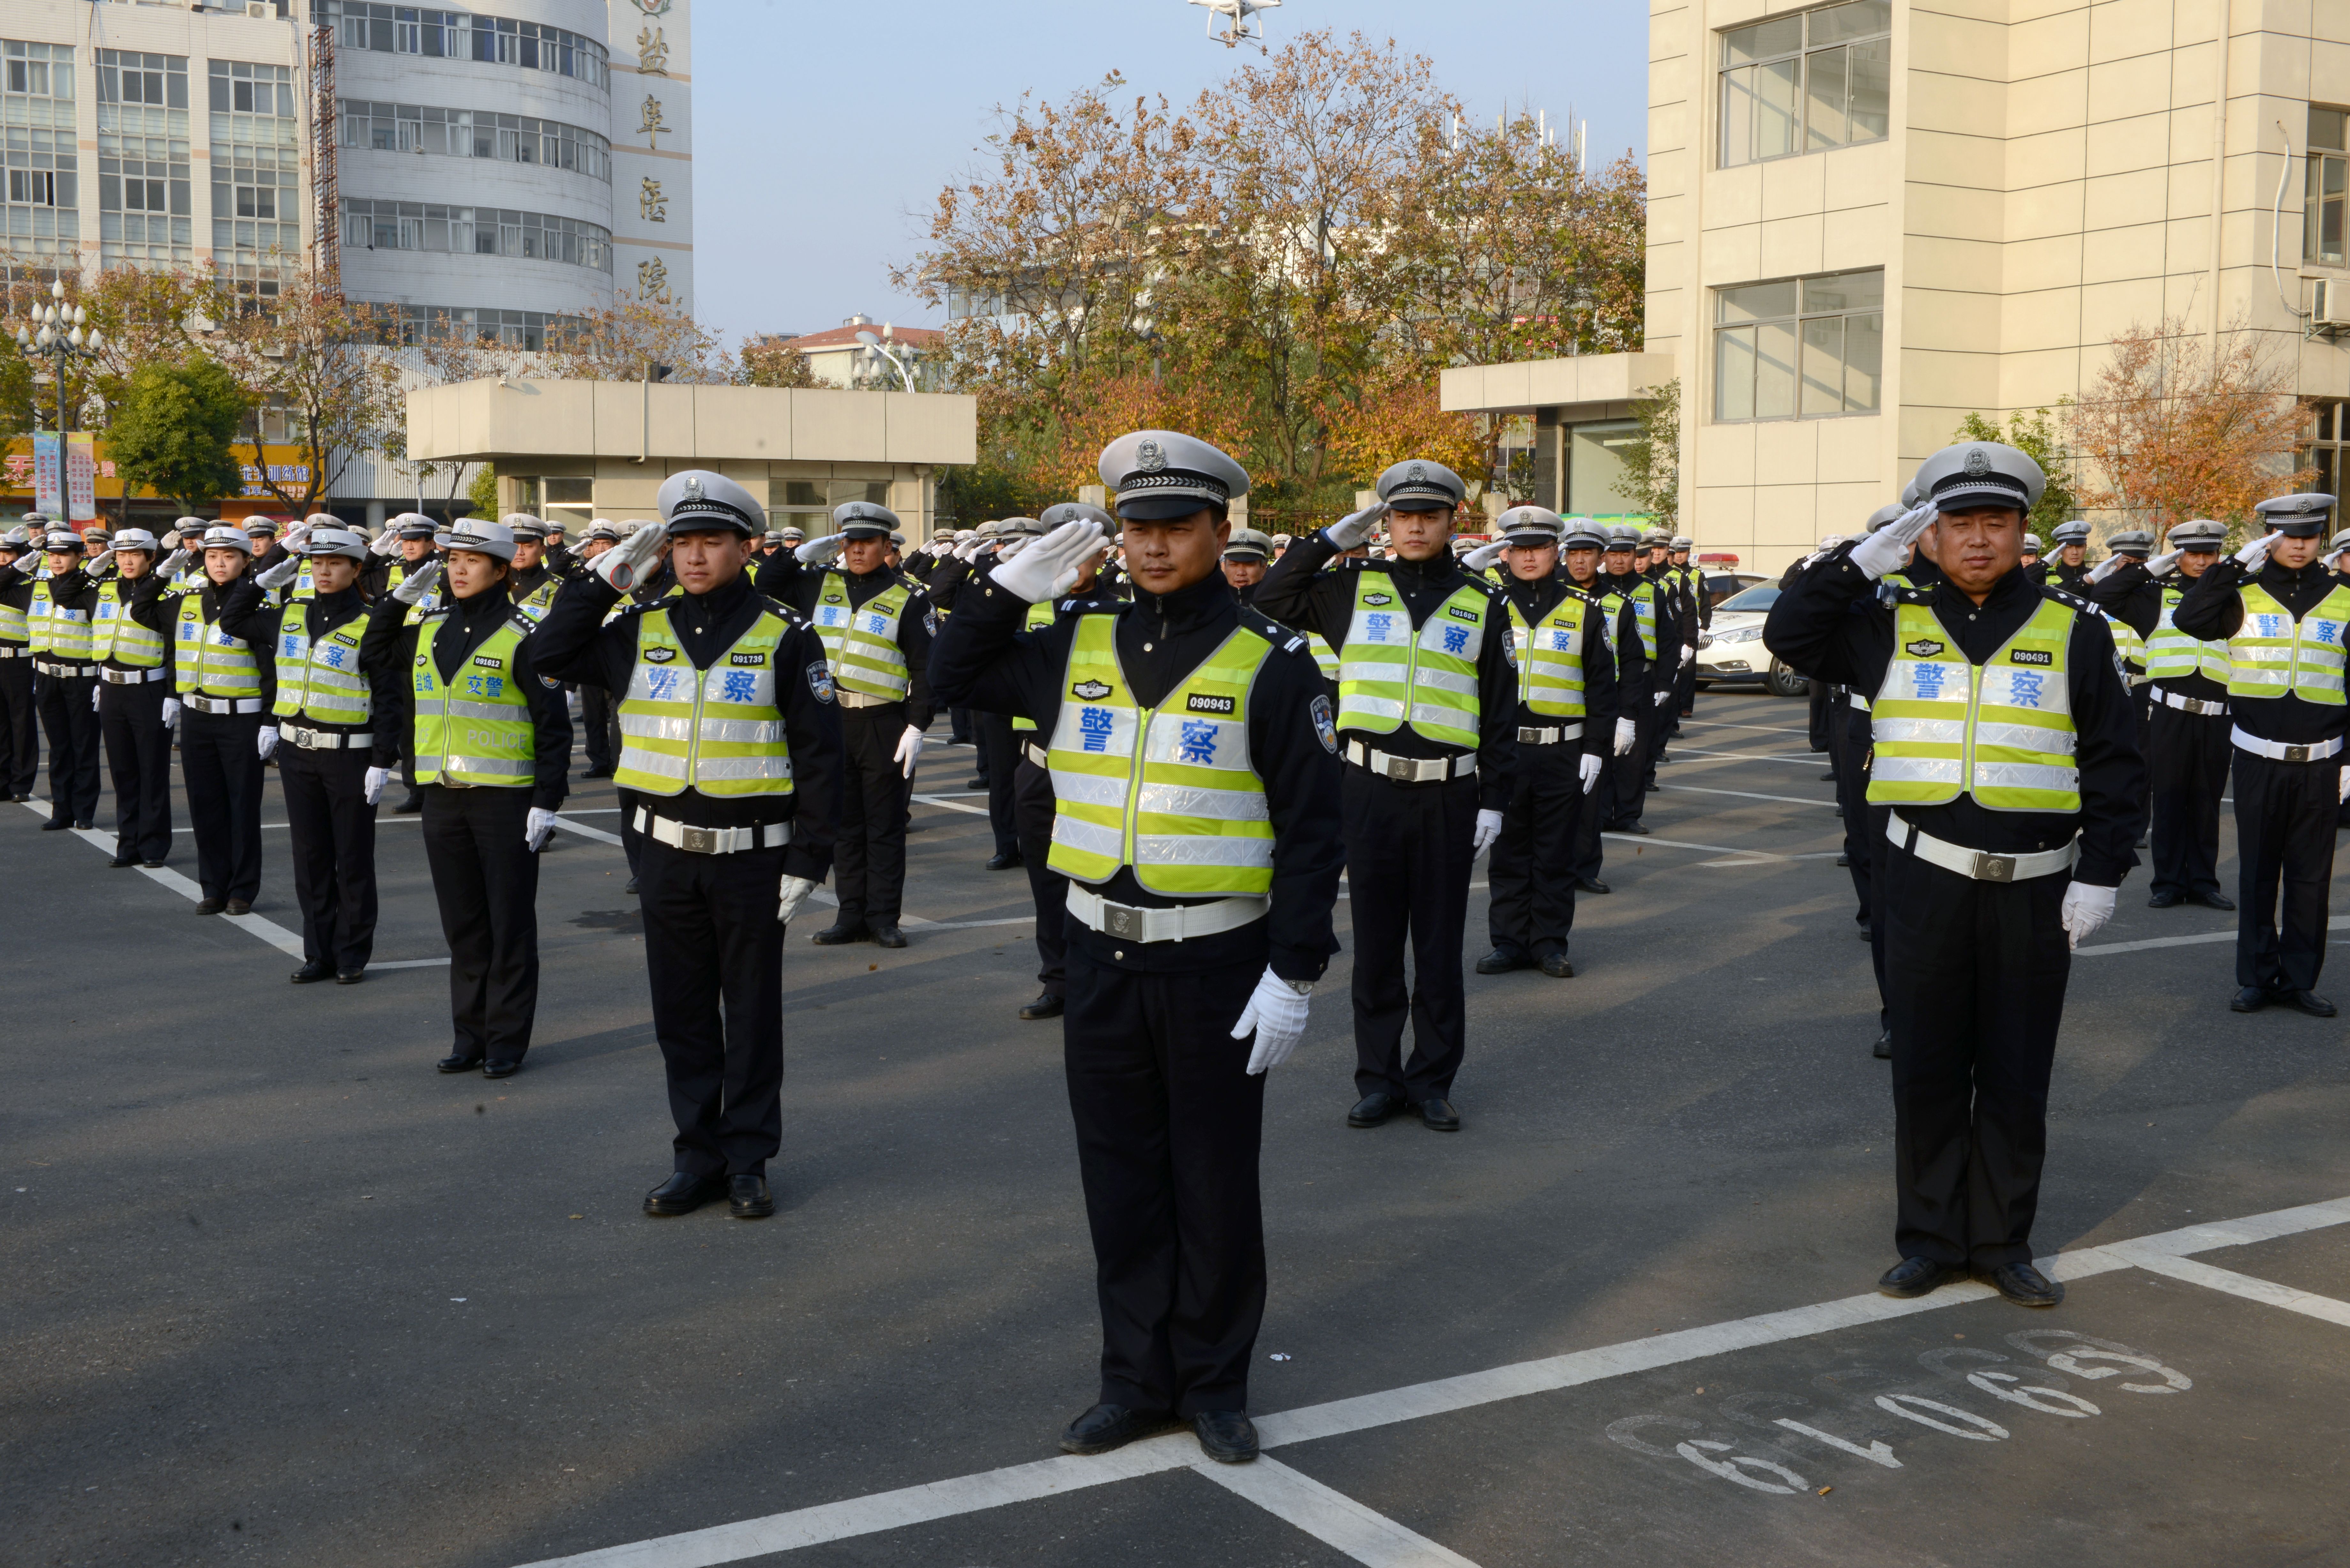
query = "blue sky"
xmin=689 ymin=0 xmax=1650 ymax=345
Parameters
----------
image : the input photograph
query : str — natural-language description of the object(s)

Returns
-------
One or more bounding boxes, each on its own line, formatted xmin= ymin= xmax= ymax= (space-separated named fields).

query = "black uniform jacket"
xmin=2172 ymin=556 xmax=2350 ymax=746
xmin=131 ymin=571 xmax=280 ymax=710
xmin=1253 ymin=531 xmax=1519 ymax=811
xmin=754 ymin=552 xmax=936 ymax=731
xmin=356 ymin=582 xmax=571 ymax=810
xmin=1497 ymin=576 xmax=1621 ymax=761
xmin=2087 ymin=563 xmax=2227 ymax=704
xmin=219 ymin=579 xmax=403 ymax=765
xmin=1597 ymin=568 xmax=1669 ymax=714
xmin=1765 ymin=547 xmax=2145 ymax=888
xmin=928 ymin=566 xmax=1343 ymax=984
xmin=532 ymin=568 xmax=841 ymax=886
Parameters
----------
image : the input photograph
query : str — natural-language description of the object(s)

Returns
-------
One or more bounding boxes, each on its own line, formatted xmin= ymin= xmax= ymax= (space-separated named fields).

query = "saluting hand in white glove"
xmin=893 ymin=723 xmax=924 ymax=779
xmin=1461 ymin=538 xmax=1508 ymax=573
xmin=1472 ymin=807 xmax=1504 ymax=857
xmin=2084 ymin=554 xmax=2127 ymax=585
xmin=157 ymin=547 xmax=193 ymax=578
xmin=1232 ymin=966 xmax=1312 ymax=1075
xmin=391 ymin=558 xmax=443 ymax=605
xmin=594 ymin=524 xmax=667 ymax=592
xmin=1324 ymin=502 xmax=1390 ymax=552
xmin=1848 ymin=504 xmax=1937 ymax=580
xmin=1614 ymin=716 xmax=1638 ymax=756
xmin=2059 ymin=880 xmax=2117 ymax=949
xmin=2145 ymin=548 xmax=2183 ymax=577
xmin=369 ymin=527 xmax=400 ymax=558
xmin=2235 ymin=530 xmax=2284 ymax=573
xmin=993 ymin=517 xmax=1106 ymax=603
xmin=777 ymin=874 xmax=817 ymax=925
xmin=1578 ymin=752 xmax=1603 ymax=794
xmin=795 ymin=532 xmax=847 ymax=566
xmin=254 ymin=554 xmax=301 ymax=592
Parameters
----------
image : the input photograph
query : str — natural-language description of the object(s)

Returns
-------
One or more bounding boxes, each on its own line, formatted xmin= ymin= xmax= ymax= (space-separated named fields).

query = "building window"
xmin=1714 ymin=269 xmax=1884 ymax=422
xmin=1720 ymin=0 xmax=1890 ymax=169
xmin=337 ymin=100 xmax=610 ymax=182
xmin=769 ymin=478 xmax=890 ymax=534
xmin=210 ymin=62 xmax=302 ymax=270
xmin=2304 ymin=401 xmax=2350 ymax=496
xmin=97 ymin=50 xmax=192 ymax=267
xmin=339 ymin=198 xmax=611 ymax=272
xmin=321 ymin=4 xmax=610 ymax=93
xmin=1 ymin=41 xmax=78 ymax=262
xmin=2308 ymin=109 xmax=2348 ymax=266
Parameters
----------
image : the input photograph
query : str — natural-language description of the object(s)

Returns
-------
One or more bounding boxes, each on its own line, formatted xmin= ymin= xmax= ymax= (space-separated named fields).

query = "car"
xmin=1700 ymin=570 xmax=1766 ymax=611
xmin=1692 ymin=581 xmax=1807 ymax=697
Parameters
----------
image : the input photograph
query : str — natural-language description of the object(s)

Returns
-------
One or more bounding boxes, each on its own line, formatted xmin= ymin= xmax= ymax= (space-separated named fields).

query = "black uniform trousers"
xmin=421 ymin=784 xmax=540 ymax=1063
xmin=0 ymin=652 xmax=37 ymax=796
xmin=1608 ymin=707 xmax=1653 ymax=827
xmin=1064 ymin=944 xmax=1266 ymax=1416
xmin=1487 ymin=739 xmax=1582 ymax=960
xmin=1013 ymin=752 xmax=1070 ymax=995
xmin=833 ymin=703 xmax=912 ymax=927
xmin=1882 ymin=838 xmax=2072 ymax=1269
xmin=1808 ymin=679 xmax=1834 ymax=754
xmin=1833 ymin=702 xmax=1874 ymax=923
xmin=2145 ymin=701 xmax=2230 ymax=902
xmin=34 ymin=670 xmax=101 ymax=824
xmin=579 ymin=682 xmax=619 ymax=774
xmin=98 ymin=677 xmax=173 ymax=863
xmin=639 ymin=836 xmax=789 ymax=1178
xmin=977 ymin=711 xmax=1021 ymax=859
xmin=2229 ymin=751 xmax=2340 ymax=994
xmin=1675 ymin=651 xmax=1698 ymax=719
xmin=1344 ymin=765 xmax=1478 ymax=1102
xmin=180 ymin=709 xmax=265 ymax=902
xmin=278 ymin=746 xmax=378 ymax=971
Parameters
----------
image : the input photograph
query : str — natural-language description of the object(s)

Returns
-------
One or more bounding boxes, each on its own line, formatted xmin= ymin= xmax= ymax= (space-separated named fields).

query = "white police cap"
xmin=995 ymin=515 xmax=1044 ymax=539
xmin=1640 ymin=528 xmax=1672 ymax=548
xmin=303 ymin=512 xmax=339 ymax=531
xmin=1223 ymin=527 xmax=1276 ymax=562
xmin=111 ymin=528 xmax=160 ymax=553
xmin=658 ymin=470 xmax=765 ymax=535
xmin=437 ymin=517 xmax=518 ymax=562
xmin=780 ymin=525 xmax=806 ymax=541
xmin=1817 ymin=534 xmax=1848 ymax=551
xmin=2051 ymin=520 xmax=2091 ymax=544
xmin=1099 ymin=431 xmax=1251 ymax=521
xmin=2168 ymin=518 xmax=2227 ymax=549
xmin=1601 ymin=522 xmax=1641 ymax=548
xmin=2106 ymin=529 xmax=2154 ymax=556
xmin=1671 ymin=534 xmax=1694 ymax=550
xmin=307 ymin=526 xmax=371 ymax=562
xmin=173 ymin=515 xmax=208 ymax=532
xmin=42 ymin=528 xmax=81 ymax=552
xmin=1911 ymin=441 xmax=2046 ymax=514
xmin=1864 ymin=502 xmax=1908 ymax=532
xmin=1375 ymin=459 xmax=1466 ymax=513
xmin=394 ymin=511 xmax=439 ymax=540
xmin=581 ymin=522 xmax=623 ymax=545
xmin=2253 ymin=492 xmax=2337 ymax=536
xmin=1900 ymin=478 xmax=1923 ymax=507
xmin=834 ymin=500 xmax=901 ymax=539
xmin=1560 ymin=516 xmax=1607 ymax=550
xmin=2021 ymin=534 xmax=2044 ymax=554
xmin=1496 ymin=505 xmax=1564 ymax=544
xmin=501 ymin=512 xmax=549 ymax=541
xmin=1040 ymin=501 xmax=1116 ymax=533
xmin=201 ymin=524 xmax=256 ymax=555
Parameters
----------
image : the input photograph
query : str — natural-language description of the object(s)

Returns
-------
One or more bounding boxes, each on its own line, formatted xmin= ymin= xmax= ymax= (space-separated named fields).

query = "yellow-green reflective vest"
xmin=1308 ymin=632 xmax=1338 ymax=682
xmin=2227 ymin=581 xmax=2350 ymax=705
xmin=1600 ymin=578 xmax=1659 ymax=663
xmin=2105 ymin=609 xmax=2145 ymax=675
xmin=410 ymin=611 xmax=537 ymax=786
xmin=94 ymin=581 xmax=165 ymax=668
xmin=292 ymin=561 xmax=316 ymax=601
xmin=1507 ymin=595 xmax=1588 ymax=719
xmin=2144 ymin=584 xmax=2231 ymax=685
xmin=1012 ymin=597 xmax=1056 ymax=733
xmin=514 ymin=576 xmax=560 ymax=625
xmin=809 ymin=573 xmax=912 ymax=699
xmin=1335 ymin=571 xmax=1489 ymax=749
xmin=0 ymin=588 xmax=24 ymax=645
xmin=613 ymin=607 xmax=795 ymax=798
xmin=174 ymin=594 xmax=262 ymax=697
xmin=1869 ymin=598 xmax=2081 ymax=812
xmin=1044 ymin=613 xmax=1275 ymax=896
xmin=27 ymin=579 xmax=57 ymax=654
xmin=272 ymin=612 xmax=370 ymax=726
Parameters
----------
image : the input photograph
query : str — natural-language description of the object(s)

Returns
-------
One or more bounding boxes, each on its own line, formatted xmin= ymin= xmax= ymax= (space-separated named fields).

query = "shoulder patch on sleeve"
xmin=806 ymin=660 xmax=835 ymax=703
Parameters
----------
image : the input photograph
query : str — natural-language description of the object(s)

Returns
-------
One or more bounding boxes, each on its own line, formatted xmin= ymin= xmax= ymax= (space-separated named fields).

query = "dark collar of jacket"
xmin=1500 ymin=575 xmax=1570 ymax=622
xmin=1125 ymin=568 xmax=1240 ymax=634
xmin=1369 ymin=551 xmax=1470 ymax=594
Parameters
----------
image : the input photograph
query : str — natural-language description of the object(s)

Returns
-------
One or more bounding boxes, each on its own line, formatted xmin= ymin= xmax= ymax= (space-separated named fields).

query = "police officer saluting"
xmin=2044 ymin=519 xmax=2092 ymax=591
xmin=1765 ymin=442 xmax=2145 ymax=1307
xmin=0 ymin=526 xmax=41 ymax=801
xmin=1220 ymin=528 xmax=1275 ymax=602
xmin=12 ymin=527 xmax=102 ymax=829
xmin=91 ymin=529 xmax=177 ymax=867
xmin=503 ymin=516 xmax=562 ymax=622
xmin=1255 ymin=459 xmax=1519 ymax=1133
xmin=535 ymin=472 xmax=842 ymax=1218
xmin=929 ymin=430 xmax=1342 ymax=1466
xmin=2172 ymin=494 xmax=2350 ymax=1016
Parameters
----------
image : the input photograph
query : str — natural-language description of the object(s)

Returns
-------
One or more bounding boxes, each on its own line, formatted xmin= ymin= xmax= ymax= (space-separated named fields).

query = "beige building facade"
xmin=1446 ymin=0 xmax=2350 ymax=573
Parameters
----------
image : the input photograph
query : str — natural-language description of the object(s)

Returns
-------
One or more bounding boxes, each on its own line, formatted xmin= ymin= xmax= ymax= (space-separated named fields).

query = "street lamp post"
xmin=12 ymin=278 xmax=107 ymax=440
xmin=854 ymin=327 xmax=914 ymax=393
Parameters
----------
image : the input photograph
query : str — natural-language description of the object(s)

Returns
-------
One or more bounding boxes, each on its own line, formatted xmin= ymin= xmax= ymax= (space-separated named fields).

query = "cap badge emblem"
xmin=682 ymin=476 xmax=703 ymax=502
xmin=1135 ymin=439 xmax=1166 ymax=473
xmin=1408 ymin=462 xmax=1427 ymax=482
xmin=1964 ymin=447 xmax=1990 ymax=478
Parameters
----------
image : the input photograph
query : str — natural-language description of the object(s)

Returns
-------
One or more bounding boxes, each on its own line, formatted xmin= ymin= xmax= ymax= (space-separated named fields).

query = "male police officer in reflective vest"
xmin=536 ymin=471 xmax=843 ymax=1219
xmin=1595 ymin=523 xmax=1666 ymax=835
xmin=10 ymin=527 xmax=103 ymax=829
xmin=2173 ymin=493 xmax=2350 ymax=1016
xmin=1765 ymin=441 xmax=2145 ymax=1308
xmin=929 ymin=431 xmax=1342 ymax=1466
xmin=91 ymin=529 xmax=176 ymax=868
xmin=0 ymin=526 xmax=39 ymax=801
xmin=1255 ymin=459 xmax=1519 ymax=1133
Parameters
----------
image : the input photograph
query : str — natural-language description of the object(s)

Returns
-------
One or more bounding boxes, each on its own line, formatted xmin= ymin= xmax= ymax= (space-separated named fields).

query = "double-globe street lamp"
xmin=12 ymin=278 xmax=107 ymax=441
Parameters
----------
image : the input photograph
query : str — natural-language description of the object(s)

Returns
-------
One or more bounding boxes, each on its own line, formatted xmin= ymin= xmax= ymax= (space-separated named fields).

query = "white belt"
xmin=2126 ymin=673 xmax=2150 ymax=688
xmin=184 ymin=693 xmax=265 ymax=715
xmin=283 ymin=724 xmax=375 ymax=750
xmin=634 ymin=806 xmax=795 ymax=855
xmin=99 ymin=665 xmax=169 ymax=684
xmin=2153 ymin=687 xmax=2227 ymax=716
xmin=2230 ymin=726 xmax=2344 ymax=763
xmin=1065 ymin=885 xmax=1268 ymax=944
xmin=0 ymin=645 xmax=27 ymax=658
xmin=1845 ymin=690 xmax=1871 ymax=712
xmin=35 ymin=660 xmax=96 ymax=678
xmin=1022 ymin=740 xmax=1049 ymax=768
xmin=1516 ymin=722 xmax=1585 ymax=745
xmin=837 ymin=690 xmax=900 ymax=709
xmin=1888 ymin=811 xmax=2078 ymax=883
xmin=1343 ymin=740 xmax=1476 ymax=783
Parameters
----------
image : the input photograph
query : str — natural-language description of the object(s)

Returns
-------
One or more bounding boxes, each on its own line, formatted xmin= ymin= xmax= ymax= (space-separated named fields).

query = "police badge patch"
xmin=1362 ymin=592 xmax=1394 ymax=607
xmin=644 ymin=646 xmax=677 ymax=662
xmin=807 ymin=661 xmax=834 ymax=703
xmin=1904 ymin=639 xmax=1946 ymax=657
xmin=1071 ymin=679 xmax=1112 ymax=700
xmin=1310 ymin=694 xmax=1338 ymax=754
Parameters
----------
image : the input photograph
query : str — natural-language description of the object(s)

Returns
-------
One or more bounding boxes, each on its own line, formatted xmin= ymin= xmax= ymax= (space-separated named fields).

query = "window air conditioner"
xmin=2314 ymin=277 xmax=2350 ymax=328
xmin=246 ymin=1 xmax=272 ymax=17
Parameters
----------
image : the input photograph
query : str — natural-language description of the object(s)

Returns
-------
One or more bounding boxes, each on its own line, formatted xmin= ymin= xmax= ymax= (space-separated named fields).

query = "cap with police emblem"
xmin=1495 ymin=505 xmax=1564 ymax=545
xmin=1040 ymin=500 xmax=1116 ymax=534
xmin=2105 ymin=528 xmax=2154 ymax=558
xmin=1864 ymin=502 xmax=1908 ymax=532
xmin=1099 ymin=431 xmax=1252 ymax=521
xmin=1375 ymin=459 xmax=1467 ymax=514
xmin=994 ymin=515 xmax=1044 ymax=539
xmin=246 ymin=518 xmax=280 ymax=537
xmin=834 ymin=500 xmax=901 ymax=540
xmin=1817 ymin=534 xmax=1848 ymax=551
xmin=581 ymin=521 xmax=623 ymax=545
xmin=2253 ymin=492 xmax=2336 ymax=537
xmin=2051 ymin=520 xmax=2092 ymax=545
xmin=1670 ymin=534 xmax=1693 ymax=550
xmin=2021 ymin=534 xmax=2044 ymax=554
xmin=501 ymin=513 xmax=550 ymax=541
xmin=81 ymin=524 xmax=108 ymax=541
xmin=1601 ymin=523 xmax=1640 ymax=551
xmin=395 ymin=512 xmax=439 ymax=540
xmin=201 ymin=524 xmax=256 ymax=555
xmin=306 ymin=526 xmax=371 ymax=562
xmin=1560 ymin=516 xmax=1607 ymax=551
xmin=1911 ymin=441 xmax=2046 ymax=514
xmin=762 ymin=530 xmax=784 ymax=546
xmin=1639 ymin=528 xmax=1672 ymax=548
xmin=2168 ymin=518 xmax=2226 ymax=550
xmin=437 ymin=517 xmax=517 ymax=561
xmin=780 ymin=525 xmax=806 ymax=542
xmin=657 ymin=470 xmax=766 ymax=536
xmin=1222 ymin=527 xmax=1276 ymax=562
xmin=111 ymin=528 xmax=160 ymax=554
xmin=43 ymin=528 xmax=81 ymax=552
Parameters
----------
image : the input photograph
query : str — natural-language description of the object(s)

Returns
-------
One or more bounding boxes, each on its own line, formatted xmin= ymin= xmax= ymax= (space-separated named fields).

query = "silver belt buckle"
xmin=1384 ymin=755 xmax=1416 ymax=782
xmin=292 ymin=727 xmax=316 ymax=749
xmin=1971 ymin=851 xmax=2016 ymax=882
xmin=680 ymin=824 xmax=717 ymax=854
xmin=1103 ymin=902 xmax=1143 ymax=939
xmin=2284 ymin=744 xmax=2312 ymax=764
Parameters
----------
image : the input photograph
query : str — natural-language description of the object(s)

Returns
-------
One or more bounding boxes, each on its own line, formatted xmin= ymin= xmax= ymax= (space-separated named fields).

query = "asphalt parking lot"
xmin=4 ymin=690 xmax=2346 ymax=1568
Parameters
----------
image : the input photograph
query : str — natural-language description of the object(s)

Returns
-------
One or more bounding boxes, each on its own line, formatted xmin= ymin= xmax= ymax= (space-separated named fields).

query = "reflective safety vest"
xmin=1869 ymin=598 xmax=2081 ymax=813
xmin=2104 ymin=609 xmax=2146 ymax=674
xmin=27 ymin=580 xmax=56 ymax=654
xmin=292 ymin=561 xmax=316 ymax=601
xmin=0 ymin=589 xmax=24 ymax=645
xmin=410 ymin=611 xmax=538 ymax=786
xmin=2144 ymin=584 xmax=2231 ymax=686
xmin=32 ymin=580 xmax=91 ymax=661
xmin=612 ymin=607 xmax=795 ymax=798
xmin=1012 ymin=598 xmax=1057 ymax=733
xmin=272 ymin=610 xmax=371 ymax=726
xmin=514 ymin=575 xmax=560 ymax=624
xmin=1506 ymin=594 xmax=1588 ymax=719
xmin=1307 ymin=631 xmax=1339 ymax=683
xmin=1600 ymin=578 xmax=1660 ymax=663
xmin=809 ymin=573 xmax=912 ymax=700
xmin=174 ymin=592 xmax=262 ymax=696
xmin=94 ymin=581 xmax=165 ymax=668
xmin=2226 ymin=581 xmax=2350 ymax=705
xmin=1335 ymin=570 xmax=1490 ymax=749
xmin=1045 ymin=613 xmax=1275 ymax=895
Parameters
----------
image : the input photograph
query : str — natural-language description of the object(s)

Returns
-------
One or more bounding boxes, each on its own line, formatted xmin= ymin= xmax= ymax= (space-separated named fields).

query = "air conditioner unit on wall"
xmin=2313 ymin=277 xmax=2350 ymax=328
xmin=246 ymin=1 xmax=272 ymax=17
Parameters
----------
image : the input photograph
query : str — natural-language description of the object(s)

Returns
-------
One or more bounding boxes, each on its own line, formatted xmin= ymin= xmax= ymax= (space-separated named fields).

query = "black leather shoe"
xmin=2270 ymin=988 xmax=2338 ymax=1018
xmin=194 ymin=898 xmax=225 ymax=915
xmin=643 ymin=1171 xmax=725 ymax=1217
xmin=2147 ymin=888 xmax=2184 ymax=908
xmin=811 ymin=922 xmax=872 ymax=945
xmin=140 ymin=860 xmax=165 ymax=869
xmin=1019 ymin=992 xmax=1065 ymax=1021
xmin=436 ymin=1051 xmax=484 ymax=1073
xmin=482 ymin=1058 xmax=522 ymax=1079
xmin=1873 ymin=1030 xmax=1892 ymax=1059
xmin=1347 ymin=1091 xmax=1401 ymax=1128
xmin=873 ymin=923 xmax=908 ymax=949
xmin=1192 ymin=1410 xmax=1259 ymax=1464
xmin=2188 ymin=891 xmax=2235 ymax=911
xmin=1820 ymin=770 xmax=1838 ymax=783
xmin=336 ymin=968 xmax=365 ymax=984
xmin=2230 ymin=986 xmax=2268 ymax=1013
xmin=108 ymin=854 xmax=136 ymax=868
xmin=965 ymin=775 xmax=988 ymax=790
xmin=1416 ymin=1097 xmax=1461 ymax=1132
xmin=624 ymin=877 xmax=639 ymax=895
xmin=1877 ymin=1256 xmax=1968 ymax=1298
xmin=1978 ymin=1260 xmax=2065 ymax=1307
xmin=1614 ymin=821 xmax=1652 ymax=836
xmin=394 ymin=793 xmax=423 ymax=814
xmin=728 ymin=1173 xmax=775 ymax=1218
xmin=74 ymin=819 xmax=92 ymax=830
xmin=1835 ymin=851 xmax=1850 ymax=867
xmin=40 ymin=817 xmax=70 ymax=831
xmin=224 ymin=898 xmax=251 ymax=916
xmin=1058 ymin=1403 xmax=1178 ymax=1456
xmin=290 ymin=960 xmax=330 ymax=984
xmin=580 ymin=766 xmax=614 ymax=780
xmin=1576 ymin=878 xmax=1610 ymax=894
xmin=1856 ymin=920 xmax=1872 ymax=941
xmin=1474 ymin=946 xmax=1531 ymax=975
xmin=985 ymin=850 xmax=1023 ymax=871
xmin=1539 ymin=952 xmax=1575 ymax=978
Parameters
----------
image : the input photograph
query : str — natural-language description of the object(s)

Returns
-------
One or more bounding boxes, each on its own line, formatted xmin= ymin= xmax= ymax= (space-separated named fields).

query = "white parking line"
xmin=1658 ymin=784 xmax=1837 ymax=809
xmin=2113 ymin=1251 xmax=2350 ymax=1329
xmin=2075 ymin=915 xmax=2348 ymax=957
xmin=1669 ymin=746 xmax=1825 ymax=768
xmin=1196 ymin=1457 xmax=1482 ymax=1568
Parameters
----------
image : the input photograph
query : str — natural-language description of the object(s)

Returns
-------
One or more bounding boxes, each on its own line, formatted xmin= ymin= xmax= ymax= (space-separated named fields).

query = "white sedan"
xmin=1693 ymin=582 xmax=1807 ymax=697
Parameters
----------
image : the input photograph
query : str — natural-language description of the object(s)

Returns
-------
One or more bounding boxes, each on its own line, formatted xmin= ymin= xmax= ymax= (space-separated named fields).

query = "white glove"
xmin=281 ymin=521 xmax=315 ymax=554
xmin=256 ymin=726 xmax=279 ymax=760
xmin=161 ymin=696 xmax=180 ymax=727
xmin=364 ymin=765 xmax=389 ymax=804
xmin=1578 ymin=752 xmax=1603 ymax=794
xmin=526 ymin=806 xmax=559 ymax=852
xmin=2235 ymin=531 xmax=2283 ymax=572
xmin=593 ymin=524 xmax=665 ymax=592
xmin=2059 ymin=880 xmax=2116 ymax=948
xmin=1848 ymin=504 xmax=1937 ymax=579
xmin=777 ymin=873 xmax=817 ymax=925
xmin=1232 ymin=965 xmax=1311 ymax=1075
xmin=391 ymin=558 xmax=443 ymax=604
xmin=992 ymin=517 xmax=1106 ymax=603
xmin=1472 ymin=807 xmax=1504 ymax=856
xmin=1654 ymin=688 xmax=1673 ymax=705
xmin=1614 ymin=717 xmax=1637 ymax=756
xmin=893 ymin=723 xmax=924 ymax=778
xmin=953 ymin=534 xmax=989 ymax=562
xmin=83 ymin=547 xmax=115 ymax=577
xmin=2339 ymin=764 xmax=2349 ymax=804
xmin=157 ymin=547 xmax=193 ymax=578
xmin=794 ymin=532 xmax=846 ymax=566
xmin=91 ymin=684 xmax=101 ymax=712
xmin=1462 ymin=538 xmax=1508 ymax=573
xmin=1324 ymin=502 xmax=1390 ymax=552
xmin=370 ymin=527 xmax=399 ymax=557
xmin=254 ymin=554 xmax=301 ymax=592
xmin=2084 ymin=554 xmax=2126 ymax=584
xmin=1679 ymin=644 xmax=1695 ymax=666
xmin=2146 ymin=548 xmax=2182 ymax=576
xmin=161 ymin=530 xmax=182 ymax=550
